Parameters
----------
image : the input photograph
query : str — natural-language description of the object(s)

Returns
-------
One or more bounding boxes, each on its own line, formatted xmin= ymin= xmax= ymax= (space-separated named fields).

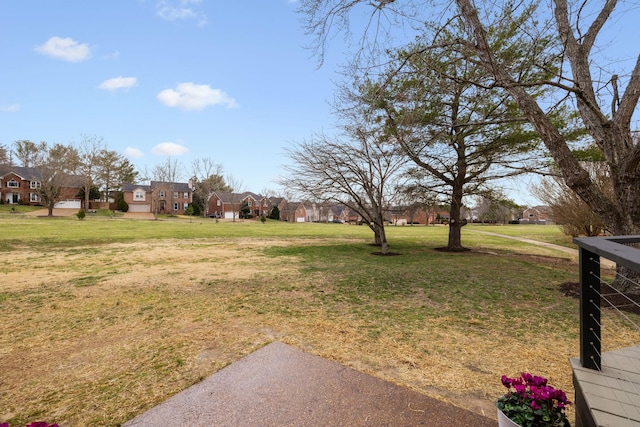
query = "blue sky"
xmin=0 ymin=0 xmax=343 ymax=194
xmin=1 ymin=1 xmax=637 ymax=205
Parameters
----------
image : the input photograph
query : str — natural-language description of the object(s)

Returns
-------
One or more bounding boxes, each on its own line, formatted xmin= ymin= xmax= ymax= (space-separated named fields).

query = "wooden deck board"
xmin=571 ymin=345 xmax=640 ymax=427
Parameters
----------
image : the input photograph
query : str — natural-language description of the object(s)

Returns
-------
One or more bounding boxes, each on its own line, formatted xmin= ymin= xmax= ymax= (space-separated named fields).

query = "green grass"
xmin=1 ymin=216 xmax=636 ymax=426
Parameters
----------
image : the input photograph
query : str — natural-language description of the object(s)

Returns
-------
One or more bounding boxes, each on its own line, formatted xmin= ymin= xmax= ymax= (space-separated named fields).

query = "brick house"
xmin=0 ymin=166 xmax=82 ymax=208
xmin=387 ymin=204 xmax=437 ymax=225
xmin=520 ymin=205 xmax=554 ymax=224
xmin=280 ymin=201 xmax=307 ymax=222
xmin=122 ymin=181 xmax=192 ymax=215
xmin=207 ymin=191 xmax=273 ymax=219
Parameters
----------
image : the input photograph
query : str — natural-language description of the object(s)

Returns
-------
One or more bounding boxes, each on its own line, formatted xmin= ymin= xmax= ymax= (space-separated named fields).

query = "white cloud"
xmin=35 ymin=37 xmax=91 ymax=62
xmin=157 ymin=82 xmax=238 ymax=111
xmin=151 ymin=142 xmax=189 ymax=156
xmin=124 ymin=147 xmax=144 ymax=158
xmin=98 ymin=77 xmax=138 ymax=92
xmin=0 ymin=104 xmax=20 ymax=112
xmin=155 ymin=0 xmax=208 ymax=26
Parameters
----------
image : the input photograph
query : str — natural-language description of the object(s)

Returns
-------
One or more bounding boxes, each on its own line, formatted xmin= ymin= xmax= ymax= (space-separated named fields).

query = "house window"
xmin=7 ymin=180 xmax=18 ymax=188
xmin=30 ymin=181 xmax=41 ymax=189
xmin=529 ymin=213 xmax=534 ymax=218
xmin=158 ymin=191 xmax=165 ymax=198
xmin=30 ymin=193 xmax=40 ymax=202
xmin=217 ymin=200 xmax=221 ymax=206
xmin=247 ymin=199 xmax=253 ymax=206
xmin=183 ymin=203 xmax=188 ymax=210
xmin=134 ymin=190 xmax=145 ymax=201
xmin=174 ymin=202 xmax=179 ymax=211
xmin=173 ymin=192 xmax=179 ymax=199
xmin=183 ymin=192 xmax=188 ymax=199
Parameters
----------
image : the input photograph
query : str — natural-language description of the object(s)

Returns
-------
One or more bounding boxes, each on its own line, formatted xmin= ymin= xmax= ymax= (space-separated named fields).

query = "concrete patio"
xmin=124 ymin=342 xmax=496 ymax=426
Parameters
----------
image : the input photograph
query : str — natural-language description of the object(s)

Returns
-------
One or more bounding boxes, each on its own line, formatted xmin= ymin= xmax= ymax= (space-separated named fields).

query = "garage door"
xmin=54 ymin=200 xmax=81 ymax=209
xmin=128 ymin=204 xmax=151 ymax=213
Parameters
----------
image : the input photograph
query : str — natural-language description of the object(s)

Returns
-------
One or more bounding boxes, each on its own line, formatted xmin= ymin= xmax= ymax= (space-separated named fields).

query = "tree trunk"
xmin=371 ymin=220 xmax=389 ymax=254
xmin=447 ymin=182 xmax=466 ymax=251
xmin=377 ymin=223 xmax=389 ymax=254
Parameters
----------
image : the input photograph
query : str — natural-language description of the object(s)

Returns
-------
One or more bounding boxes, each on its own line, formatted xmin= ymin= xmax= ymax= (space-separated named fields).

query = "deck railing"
xmin=572 ymin=236 xmax=640 ymax=427
xmin=573 ymin=235 xmax=640 ymax=370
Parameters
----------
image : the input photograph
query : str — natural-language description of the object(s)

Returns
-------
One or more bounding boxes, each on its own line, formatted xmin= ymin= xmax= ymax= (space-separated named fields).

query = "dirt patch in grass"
xmin=560 ymin=282 xmax=640 ymax=315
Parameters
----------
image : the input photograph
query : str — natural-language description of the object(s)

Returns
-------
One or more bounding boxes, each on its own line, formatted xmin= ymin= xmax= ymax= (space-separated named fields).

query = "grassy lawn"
xmin=1 ymin=217 xmax=637 ymax=426
xmin=467 ymin=223 xmax=576 ymax=248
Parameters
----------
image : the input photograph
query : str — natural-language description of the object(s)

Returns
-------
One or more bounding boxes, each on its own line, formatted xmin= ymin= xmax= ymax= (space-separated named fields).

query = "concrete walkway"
xmin=468 ymin=229 xmax=616 ymax=269
xmin=124 ymin=342 xmax=496 ymax=427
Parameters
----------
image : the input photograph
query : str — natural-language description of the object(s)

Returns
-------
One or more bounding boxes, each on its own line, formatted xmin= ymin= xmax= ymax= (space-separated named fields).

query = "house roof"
xmin=0 ymin=166 xmax=43 ymax=181
xmin=212 ymin=191 xmax=264 ymax=204
xmin=0 ymin=165 xmax=83 ymax=186
xmin=281 ymin=201 xmax=304 ymax=213
xmin=122 ymin=182 xmax=192 ymax=192
xmin=150 ymin=181 xmax=192 ymax=192
xmin=122 ymin=184 xmax=151 ymax=192
xmin=269 ymin=196 xmax=285 ymax=206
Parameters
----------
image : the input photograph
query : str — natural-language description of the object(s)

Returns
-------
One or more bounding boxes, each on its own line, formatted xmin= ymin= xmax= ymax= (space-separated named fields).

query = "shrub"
xmin=115 ymin=192 xmax=129 ymax=212
xmin=76 ymin=208 xmax=86 ymax=220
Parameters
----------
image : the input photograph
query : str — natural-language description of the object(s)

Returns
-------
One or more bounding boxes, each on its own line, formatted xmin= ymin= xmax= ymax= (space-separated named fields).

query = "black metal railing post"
xmin=578 ymin=246 xmax=601 ymax=370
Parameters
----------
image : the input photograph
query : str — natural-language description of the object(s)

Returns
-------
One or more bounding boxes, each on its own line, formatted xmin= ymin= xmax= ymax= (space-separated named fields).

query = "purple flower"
xmin=501 ymin=375 xmax=512 ymax=388
xmin=497 ymin=373 xmax=571 ymax=427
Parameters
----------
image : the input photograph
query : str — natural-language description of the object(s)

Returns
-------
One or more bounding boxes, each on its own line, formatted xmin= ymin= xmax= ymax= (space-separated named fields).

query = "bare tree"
xmin=31 ymin=143 xmax=79 ymax=217
xmin=188 ymin=158 xmax=230 ymax=216
xmin=13 ymin=140 xmax=46 ymax=168
xmin=73 ymin=134 xmax=105 ymax=210
xmin=532 ymin=152 xmax=611 ymax=236
xmin=225 ymin=174 xmax=245 ymax=222
xmin=152 ymin=157 xmax=183 ymax=217
xmin=0 ymin=143 xmax=9 ymax=166
xmin=474 ymin=193 xmax=521 ymax=224
xmin=285 ymin=129 xmax=408 ymax=254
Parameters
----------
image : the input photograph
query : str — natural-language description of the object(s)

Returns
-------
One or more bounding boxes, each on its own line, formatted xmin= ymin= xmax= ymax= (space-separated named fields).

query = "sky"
xmin=0 ymin=0 xmax=344 ymax=195
xmin=1 ymin=1 xmax=638 ymax=206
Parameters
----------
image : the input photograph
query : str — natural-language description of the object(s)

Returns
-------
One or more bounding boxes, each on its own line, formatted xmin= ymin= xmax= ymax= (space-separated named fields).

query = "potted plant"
xmin=496 ymin=373 xmax=571 ymax=427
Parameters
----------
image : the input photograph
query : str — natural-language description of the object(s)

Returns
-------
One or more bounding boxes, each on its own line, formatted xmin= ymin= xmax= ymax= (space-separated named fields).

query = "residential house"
xmin=208 ymin=191 xmax=266 ymax=219
xmin=304 ymin=201 xmax=343 ymax=222
xmin=280 ymin=201 xmax=308 ymax=222
xmin=387 ymin=204 xmax=437 ymax=225
xmin=0 ymin=166 xmax=82 ymax=208
xmin=520 ymin=205 xmax=554 ymax=224
xmin=122 ymin=181 xmax=192 ymax=215
xmin=268 ymin=197 xmax=287 ymax=220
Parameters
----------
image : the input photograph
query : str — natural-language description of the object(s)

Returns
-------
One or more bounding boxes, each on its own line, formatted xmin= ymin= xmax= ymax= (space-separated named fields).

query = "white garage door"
xmin=54 ymin=200 xmax=81 ymax=209
xmin=128 ymin=204 xmax=151 ymax=213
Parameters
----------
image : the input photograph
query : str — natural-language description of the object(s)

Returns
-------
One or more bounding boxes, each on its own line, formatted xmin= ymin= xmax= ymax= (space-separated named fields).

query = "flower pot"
xmin=497 ymin=408 xmax=521 ymax=427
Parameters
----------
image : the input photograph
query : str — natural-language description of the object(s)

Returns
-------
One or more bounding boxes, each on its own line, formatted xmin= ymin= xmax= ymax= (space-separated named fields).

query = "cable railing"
xmin=572 ymin=236 xmax=640 ymax=427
